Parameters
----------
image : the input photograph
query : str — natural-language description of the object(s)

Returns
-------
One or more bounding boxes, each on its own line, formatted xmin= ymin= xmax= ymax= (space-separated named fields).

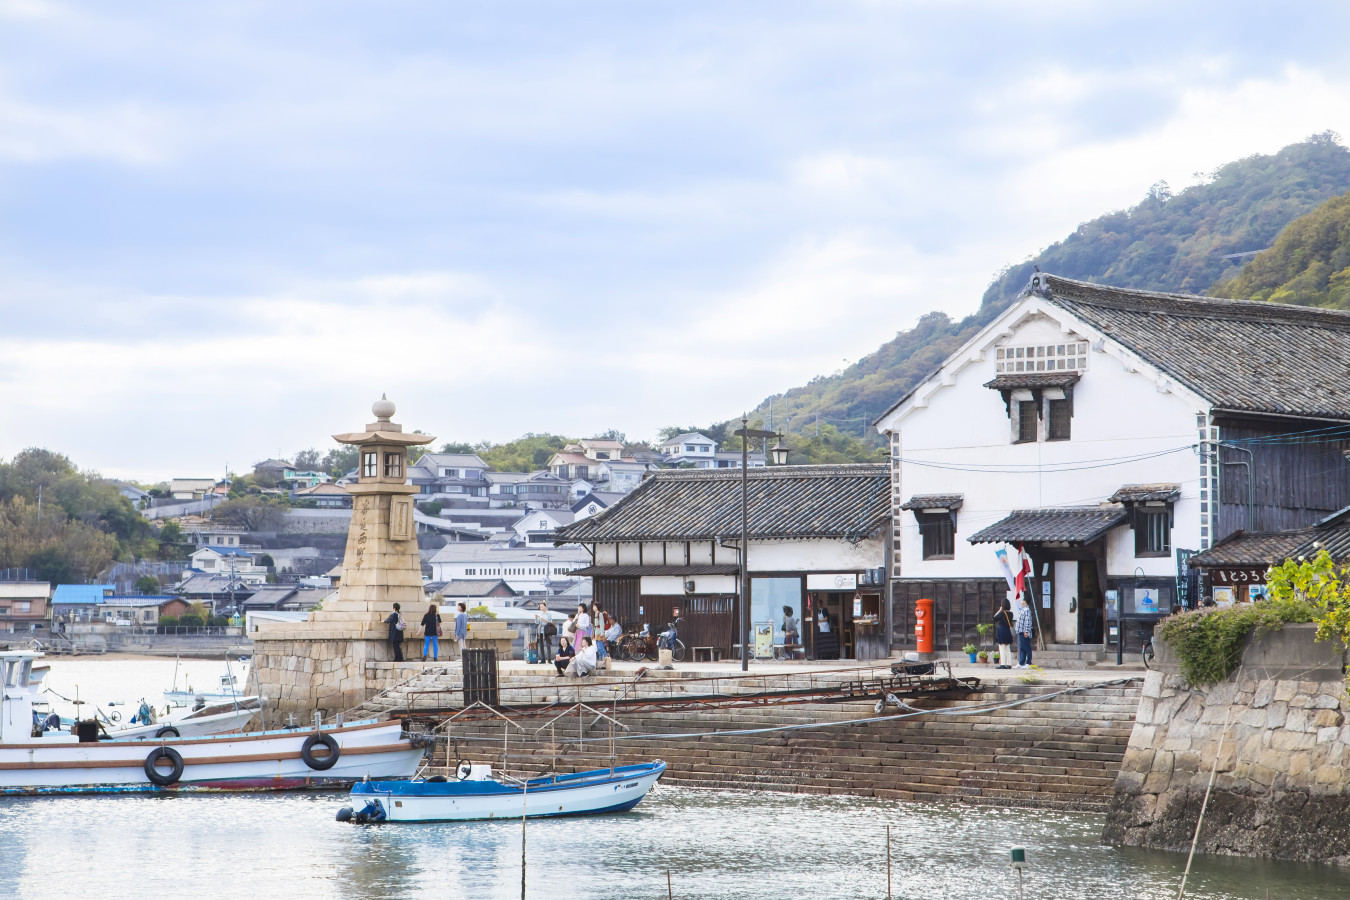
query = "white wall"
xmin=879 ymin=304 xmax=1206 ymax=581
xmin=748 ymin=538 xmax=883 ymax=572
xmin=641 ymin=575 xmax=738 ymax=595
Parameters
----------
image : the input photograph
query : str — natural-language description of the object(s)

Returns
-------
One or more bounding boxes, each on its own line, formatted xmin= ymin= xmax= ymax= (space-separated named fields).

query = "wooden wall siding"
xmin=1216 ymin=423 xmax=1350 ymax=540
xmin=592 ymin=578 xmax=735 ymax=654
xmin=890 ymin=580 xmax=1012 ymax=652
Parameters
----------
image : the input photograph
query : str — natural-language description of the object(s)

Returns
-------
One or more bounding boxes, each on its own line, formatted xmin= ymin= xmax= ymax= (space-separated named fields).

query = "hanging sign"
xmin=1211 ymin=567 xmax=1267 ymax=585
xmin=807 ymin=573 xmax=857 ymax=591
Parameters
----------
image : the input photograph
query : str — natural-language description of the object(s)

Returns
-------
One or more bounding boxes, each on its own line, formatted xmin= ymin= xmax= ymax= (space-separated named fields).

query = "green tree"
xmin=293 ymin=448 xmax=322 ymax=470
xmin=211 ymin=496 xmax=288 ymax=531
xmin=134 ymin=575 xmax=160 ymax=594
xmin=1212 ymin=191 xmax=1350 ymax=310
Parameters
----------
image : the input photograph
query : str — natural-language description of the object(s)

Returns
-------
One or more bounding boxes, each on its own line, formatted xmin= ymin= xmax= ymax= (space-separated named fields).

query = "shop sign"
xmin=1211 ymin=567 xmax=1267 ymax=585
xmin=806 ymin=573 xmax=857 ymax=590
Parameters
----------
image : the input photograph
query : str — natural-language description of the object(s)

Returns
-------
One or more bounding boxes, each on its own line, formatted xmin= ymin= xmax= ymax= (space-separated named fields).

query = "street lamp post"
xmin=733 ymin=414 xmax=792 ymax=672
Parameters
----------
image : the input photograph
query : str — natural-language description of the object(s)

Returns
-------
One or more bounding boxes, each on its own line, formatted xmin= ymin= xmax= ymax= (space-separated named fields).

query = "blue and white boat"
xmin=342 ymin=760 xmax=666 ymax=823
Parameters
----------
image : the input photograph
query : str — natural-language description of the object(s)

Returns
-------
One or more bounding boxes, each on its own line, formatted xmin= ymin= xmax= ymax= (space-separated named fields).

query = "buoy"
xmin=335 ymin=806 xmax=353 ymax=822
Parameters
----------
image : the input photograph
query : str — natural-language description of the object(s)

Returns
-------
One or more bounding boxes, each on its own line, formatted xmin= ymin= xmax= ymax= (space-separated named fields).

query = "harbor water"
xmin=3 ymin=658 xmax=1346 ymax=899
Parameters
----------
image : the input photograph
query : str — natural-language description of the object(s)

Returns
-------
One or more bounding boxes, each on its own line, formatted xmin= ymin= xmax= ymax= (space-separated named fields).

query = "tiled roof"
xmin=556 ymin=464 xmax=890 ymax=543
xmin=1108 ymin=484 xmax=1181 ymax=504
xmin=568 ymin=564 xmax=740 ymax=577
xmin=432 ymin=579 xmax=518 ymax=596
xmin=1188 ymin=531 xmax=1309 ymax=567
xmin=1040 ymin=274 xmax=1350 ymax=421
xmin=982 ymin=372 xmax=1081 ymax=390
xmin=967 ymin=507 xmax=1128 ymax=545
xmin=899 ymin=494 xmax=964 ymax=511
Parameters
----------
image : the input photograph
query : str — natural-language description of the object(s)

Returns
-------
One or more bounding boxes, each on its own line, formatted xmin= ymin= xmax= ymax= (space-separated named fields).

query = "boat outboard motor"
xmin=351 ymin=800 xmax=386 ymax=825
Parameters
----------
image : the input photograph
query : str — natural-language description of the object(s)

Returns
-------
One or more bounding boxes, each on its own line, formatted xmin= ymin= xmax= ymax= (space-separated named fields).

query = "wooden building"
xmin=875 ymin=273 xmax=1350 ymax=654
xmin=554 ymin=465 xmax=890 ymax=659
xmin=1187 ymin=506 xmax=1350 ymax=604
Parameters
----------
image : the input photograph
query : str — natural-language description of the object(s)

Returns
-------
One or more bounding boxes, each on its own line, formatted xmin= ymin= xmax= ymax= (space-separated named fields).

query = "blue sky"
xmin=2 ymin=1 xmax=1350 ymax=480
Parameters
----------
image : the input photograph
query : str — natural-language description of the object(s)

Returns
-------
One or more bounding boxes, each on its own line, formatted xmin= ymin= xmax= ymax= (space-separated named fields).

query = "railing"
xmin=125 ymin=625 xmax=246 ymax=636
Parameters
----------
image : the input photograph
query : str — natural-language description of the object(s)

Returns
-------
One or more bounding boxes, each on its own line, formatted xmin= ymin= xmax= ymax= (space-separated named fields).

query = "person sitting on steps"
xmin=553 ymin=636 xmax=575 ymax=677
xmin=564 ymin=636 xmax=598 ymax=678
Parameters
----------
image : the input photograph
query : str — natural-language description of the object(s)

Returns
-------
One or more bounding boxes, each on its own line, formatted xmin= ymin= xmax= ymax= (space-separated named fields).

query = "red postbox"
xmin=914 ymin=597 xmax=934 ymax=654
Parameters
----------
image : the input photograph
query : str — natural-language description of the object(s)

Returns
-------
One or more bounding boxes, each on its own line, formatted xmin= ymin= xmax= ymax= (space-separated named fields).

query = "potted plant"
xmin=977 ymin=650 xmax=989 ymax=664
xmin=962 ymin=642 xmax=979 ymax=663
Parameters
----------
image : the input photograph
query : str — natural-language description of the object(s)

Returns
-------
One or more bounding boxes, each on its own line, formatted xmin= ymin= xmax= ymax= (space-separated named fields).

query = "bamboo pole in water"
xmin=1178 ymin=707 xmax=1232 ymax=899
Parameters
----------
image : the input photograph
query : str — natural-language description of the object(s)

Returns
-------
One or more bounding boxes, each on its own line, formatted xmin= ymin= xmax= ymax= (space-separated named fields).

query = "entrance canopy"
xmin=967 ymin=507 xmax=1127 ymax=546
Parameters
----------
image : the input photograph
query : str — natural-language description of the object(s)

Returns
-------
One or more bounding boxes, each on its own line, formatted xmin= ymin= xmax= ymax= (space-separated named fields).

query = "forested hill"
xmin=1211 ymin=190 xmax=1350 ymax=310
xmin=728 ymin=133 xmax=1350 ymax=460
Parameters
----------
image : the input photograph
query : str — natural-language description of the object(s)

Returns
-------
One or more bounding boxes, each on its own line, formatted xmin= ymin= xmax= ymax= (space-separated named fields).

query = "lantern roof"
xmin=332 ymin=395 xmax=436 ymax=447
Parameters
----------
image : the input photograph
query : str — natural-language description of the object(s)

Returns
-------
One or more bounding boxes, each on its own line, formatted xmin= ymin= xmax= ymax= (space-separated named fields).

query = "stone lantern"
xmin=251 ymin=396 xmax=435 ymax=718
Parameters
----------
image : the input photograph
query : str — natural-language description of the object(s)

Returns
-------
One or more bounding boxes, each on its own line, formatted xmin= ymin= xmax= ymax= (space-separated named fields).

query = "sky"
xmin=3 ymin=1 xmax=1350 ymax=481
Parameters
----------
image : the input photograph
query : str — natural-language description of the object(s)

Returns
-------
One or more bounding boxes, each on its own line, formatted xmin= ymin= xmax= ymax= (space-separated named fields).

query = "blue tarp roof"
xmin=200 ymin=546 xmax=253 ymax=556
xmin=52 ymin=584 xmax=114 ymax=605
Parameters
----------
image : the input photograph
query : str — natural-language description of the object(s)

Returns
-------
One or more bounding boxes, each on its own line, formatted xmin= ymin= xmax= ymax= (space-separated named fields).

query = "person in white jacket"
xmin=565 ymin=637 xmax=598 ymax=678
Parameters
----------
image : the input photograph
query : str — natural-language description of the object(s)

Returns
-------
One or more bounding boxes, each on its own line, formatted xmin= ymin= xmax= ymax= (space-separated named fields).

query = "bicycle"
xmin=1140 ymin=627 xmax=1155 ymax=669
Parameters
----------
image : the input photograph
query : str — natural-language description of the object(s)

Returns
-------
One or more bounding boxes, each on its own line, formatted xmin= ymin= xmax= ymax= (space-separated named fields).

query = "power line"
xmin=895 ymin=445 xmax=1194 ymax=474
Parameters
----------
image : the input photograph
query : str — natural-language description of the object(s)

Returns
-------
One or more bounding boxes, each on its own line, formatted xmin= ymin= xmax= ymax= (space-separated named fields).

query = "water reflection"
xmin=0 ymin=788 xmax=1344 ymax=899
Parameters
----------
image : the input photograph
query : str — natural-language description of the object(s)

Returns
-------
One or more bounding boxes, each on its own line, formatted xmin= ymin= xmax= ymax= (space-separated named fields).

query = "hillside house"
xmin=103 ymin=595 xmax=188 ymax=625
xmin=511 ymin=508 xmax=576 ymax=545
xmin=187 ymin=547 xmax=268 ymax=585
xmin=51 ymin=584 xmax=114 ymax=622
xmin=409 ymin=453 xmax=490 ymax=506
xmin=485 ymin=471 xmax=571 ymax=508
xmin=0 ymin=582 xmax=52 ymax=633
xmin=170 ymin=478 xmax=218 ymax=500
xmin=428 ymin=544 xmax=591 ymax=598
xmin=874 ymin=273 xmax=1350 ymax=654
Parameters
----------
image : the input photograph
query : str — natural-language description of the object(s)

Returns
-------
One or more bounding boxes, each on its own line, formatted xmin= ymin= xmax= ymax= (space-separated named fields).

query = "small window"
xmin=1016 ymin=401 xmax=1038 ymax=443
xmin=384 ymin=453 xmax=403 ymax=479
xmin=1135 ymin=509 xmax=1171 ymax=557
xmin=1047 ymin=399 xmax=1071 ymax=441
xmin=917 ymin=512 xmax=955 ymax=560
xmin=362 ymin=452 xmax=378 ymax=478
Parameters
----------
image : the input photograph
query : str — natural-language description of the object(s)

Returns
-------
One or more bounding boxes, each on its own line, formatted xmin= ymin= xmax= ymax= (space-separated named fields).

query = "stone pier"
xmin=1103 ymin=623 xmax=1350 ymax=863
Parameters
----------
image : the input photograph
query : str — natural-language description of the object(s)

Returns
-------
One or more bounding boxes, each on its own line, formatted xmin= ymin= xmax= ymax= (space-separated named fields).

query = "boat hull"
xmin=349 ymin=761 xmax=666 ymax=822
xmin=0 ymin=720 xmax=425 ymax=795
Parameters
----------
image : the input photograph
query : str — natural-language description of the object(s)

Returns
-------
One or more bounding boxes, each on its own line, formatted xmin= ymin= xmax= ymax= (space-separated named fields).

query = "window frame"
xmin=914 ymin=511 xmax=956 ymax=560
xmin=1134 ymin=508 xmax=1172 ymax=558
xmin=1047 ymin=398 xmax=1071 ymax=441
xmin=383 ymin=452 xmax=404 ymax=479
xmin=361 ymin=452 xmax=378 ymax=478
xmin=1015 ymin=400 xmax=1039 ymax=444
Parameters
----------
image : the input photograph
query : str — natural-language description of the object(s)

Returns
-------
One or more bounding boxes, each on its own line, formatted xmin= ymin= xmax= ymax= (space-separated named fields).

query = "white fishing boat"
xmin=340 ymin=760 xmax=666 ymax=823
xmin=0 ymin=650 xmax=426 ymax=794
xmin=107 ymin=697 xmax=262 ymax=741
xmin=164 ymin=670 xmax=249 ymax=707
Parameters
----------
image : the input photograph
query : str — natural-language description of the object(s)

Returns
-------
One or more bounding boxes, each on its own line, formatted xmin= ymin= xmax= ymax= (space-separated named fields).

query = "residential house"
xmin=485 ymin=471 xmax=571 ymax=508
xmin=409 ymin=453 xmax=490 ymax=506
xmin=511 ymin=508 xmax=575 ymax=546
xmin=282 ymin=468 xmax=331 ymax=489
xmin=595 ymin=460 xmax=656 ymax=493
xmin=873 ymin=272 xmax=1350 ymax=655
xmin=291 ymin=482 xmax=353 ymax=508
xmin=181 ymin=525 xmax=248 ymax=548
xmin=547 ymin=450 xmax=594 ymax=482
xmin=117 ymin=484 xmax=152 ymax=509
xmin=253 ymin=458 xmax=293 ymax=481
xmin=176 ymin=574 xmax=256 ymax=612
xmin=186 ymin=547 xmax=268 ymax=585
xmin=1187 ymin=506 xmax=1350 ymax=603
xmin=575 ymin=439 xmax=625 ymax=461
xmin=0 ymin=582 xmax=52 ymax=634
xmin=425 ymin=579 xmax=519 ymax=602
xmin=427 ymin=544 xmax=591 ymax=598
xmin=571 ymin=491 xmax=627 ymax=522
xmin=170 ymin=478 xmax=218 ymax=500
xmin=241 ymin=584 xmax=328 ymax=612
xmin=102 ymin=595 xmax=188 ymax=625
xmin=555 ymin=465 xmax=891 ymax=659
xmin=659 ymin=433 xmax=764 ymax=469
xmin=658 ymin=433 xmax=717 ymax=467
xmin=51 ymin=584 xmax=114 ymax=622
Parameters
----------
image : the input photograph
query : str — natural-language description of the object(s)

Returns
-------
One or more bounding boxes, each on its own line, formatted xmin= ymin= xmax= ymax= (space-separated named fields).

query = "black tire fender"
xmin=155 ymin=726 xmax=180 ymax=739
xmin=145 ymin=747 xmax=185 ymax=786
xmin=301 ymin=733 xmax=341 ymax=771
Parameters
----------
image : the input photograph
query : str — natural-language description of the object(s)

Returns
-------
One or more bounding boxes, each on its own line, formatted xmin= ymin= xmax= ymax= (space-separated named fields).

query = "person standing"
xmin=534 ymin=601 xmax=555 ymax=664
xmin=454 ymin=602 xmax=469 ymax=659
xmin=782 ymin=605 xmax=799 ymax=657
xmin=420 ymin=603 xmax=442 ymax=662
xmin=1015 ymin=594 xmax=1034 ymax=669
xmin=574 ymin=604 xmax=592 ymax=645
xmin=561 ymin=612 xmax=577 ymax=653
xmin=993 ymin=599 xmax=1015 ymax=670
xmin=384 ymin=602 xmax=406 ymax=662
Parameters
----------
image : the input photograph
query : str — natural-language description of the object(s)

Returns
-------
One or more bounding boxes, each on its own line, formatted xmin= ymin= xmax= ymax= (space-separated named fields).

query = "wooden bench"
xmin=692 ymin=646 xmax=722 ymax=662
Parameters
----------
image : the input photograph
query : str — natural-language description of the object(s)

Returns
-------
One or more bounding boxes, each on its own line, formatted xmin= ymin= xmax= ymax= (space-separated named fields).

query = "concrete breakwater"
xmin=415 ymin=676 xmax=1141 ymax=811
xmin=1103 ymin=624 xmax=1350 ymax=863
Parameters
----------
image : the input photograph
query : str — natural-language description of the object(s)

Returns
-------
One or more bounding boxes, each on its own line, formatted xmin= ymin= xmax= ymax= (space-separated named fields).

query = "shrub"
xmin=468 ymin=605 xmax=498 ymax=619
xmin=1157 ymin=593 xmax=1315 ymax=686
xmin=177 ymin=614 xmax=204 ymax=627
xmin=158 ymin=616 xmax=179 ymax=628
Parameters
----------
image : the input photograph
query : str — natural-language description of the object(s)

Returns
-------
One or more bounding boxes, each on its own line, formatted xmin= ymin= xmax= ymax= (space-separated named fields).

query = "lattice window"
xmin=995 ymin=342 xmax=1088 ymax=374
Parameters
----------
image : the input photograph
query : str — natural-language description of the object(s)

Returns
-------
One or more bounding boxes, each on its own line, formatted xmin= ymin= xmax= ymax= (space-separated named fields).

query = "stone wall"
xmin=1103 ymin=623 xmax=1350 ymax=863
xmin=253 ymin=637 xmax=459 ymax=718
